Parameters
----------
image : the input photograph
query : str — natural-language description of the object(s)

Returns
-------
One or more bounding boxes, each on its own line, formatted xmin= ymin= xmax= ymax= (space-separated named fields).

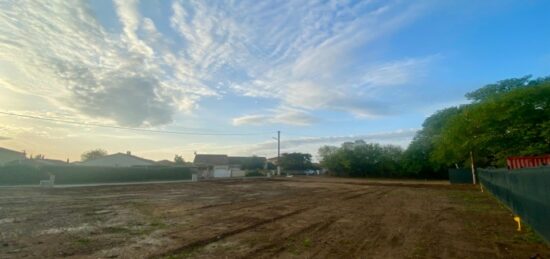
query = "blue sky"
xmin=1 ymin=0 xmax=549 ymax=161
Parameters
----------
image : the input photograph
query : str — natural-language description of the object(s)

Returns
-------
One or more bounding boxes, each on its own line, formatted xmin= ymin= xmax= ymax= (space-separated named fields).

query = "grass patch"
xmin=447 ymin=189 xmax=503 ymax=213
xmin=104 ymin=226 xmax=131 ymax=234
xmin=303 ymin=237 xmax=312 ymax=248
xmin=164 ymin=247 xmax=200 ymax=259
xmin=514 ymin=225 xmax=545 ymax=244
xmin=447 ymin=188 xmax=547 ymax=246
xmin=76 ymin=238 xmax=91 ymax=245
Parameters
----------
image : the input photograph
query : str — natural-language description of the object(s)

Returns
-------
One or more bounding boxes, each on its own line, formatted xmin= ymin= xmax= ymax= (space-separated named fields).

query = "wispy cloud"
xmin=0 ymin=1 xmax=213 ymax=126
xmin=232 ymin=107 xmax=318 ymax=126
xmin=0 ymin=0 xmax=434 ymax=127
xmin=238 ymin=128 xmax=419 ymax=157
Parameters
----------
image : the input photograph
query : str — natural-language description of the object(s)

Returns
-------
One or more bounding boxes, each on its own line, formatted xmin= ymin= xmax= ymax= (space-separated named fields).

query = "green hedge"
xmin=0 ymin=165 xmax=194 ymax=185
xmin=478 ymin=167 xmax=550 ymax=243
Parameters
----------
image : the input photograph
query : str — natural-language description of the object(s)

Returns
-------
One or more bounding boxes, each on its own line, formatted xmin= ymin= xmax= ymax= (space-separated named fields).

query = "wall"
xmin=448 ymin=169 xmax=474 ymax=184
xmin=0 ymin=165 xmax=194 ymax=185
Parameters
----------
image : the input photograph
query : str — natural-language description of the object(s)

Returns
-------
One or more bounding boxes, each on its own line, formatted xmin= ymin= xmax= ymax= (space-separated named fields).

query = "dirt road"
xmin=0 ymin=177 xmax=548 ymax=258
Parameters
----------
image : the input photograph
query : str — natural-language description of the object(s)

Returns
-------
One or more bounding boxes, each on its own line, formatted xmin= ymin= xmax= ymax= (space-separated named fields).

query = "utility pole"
xmin=470 ymin=150 xmax=477 ymax=185
xmin=277 ymin=130 xmax=281 ymax=176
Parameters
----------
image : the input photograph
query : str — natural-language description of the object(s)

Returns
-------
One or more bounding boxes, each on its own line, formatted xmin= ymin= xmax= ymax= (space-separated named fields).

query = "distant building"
xmin=193 ymin=154 xmax=267 ymax=178
xmin=0 ymin=147 xmax=26 ymax=166
xmin=78 ymin=152 xmax=155 ymax=167
xmin=193 ymin=154 xmax=231 ymax=178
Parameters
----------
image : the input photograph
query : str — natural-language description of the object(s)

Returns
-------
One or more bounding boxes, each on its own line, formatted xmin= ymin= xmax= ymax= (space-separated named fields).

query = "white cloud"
xmin=235 ymin=128 xmax=420 ymax=159
xmin=232 ymin=115 xmax=271 ymax=126
xmin=0 ymin=0 xmax=435 ymax=127
xmin=232 ymin=107 xmax=318 ymax=126
xmin=0 ymin=0 xmax=214 ymax=126
xmin=219 ymin=1 xmax=435 ymax=119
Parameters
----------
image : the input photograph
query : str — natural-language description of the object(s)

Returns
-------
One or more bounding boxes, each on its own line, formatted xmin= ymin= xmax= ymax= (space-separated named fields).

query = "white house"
xmin=193 ymin=154 xmax=267 ymax=178
xmin=78 ymin=152 xmax=155 ymax=167
xmin=0 ymin=147 xmax=26 ymax=166
xmin=193 ymin=154 xmax=231 ymax=178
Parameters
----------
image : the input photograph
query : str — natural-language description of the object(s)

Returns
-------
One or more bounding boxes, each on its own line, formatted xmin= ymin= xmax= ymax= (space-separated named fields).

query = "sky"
xmin=1 ymin=0 xmax=549 ymax=162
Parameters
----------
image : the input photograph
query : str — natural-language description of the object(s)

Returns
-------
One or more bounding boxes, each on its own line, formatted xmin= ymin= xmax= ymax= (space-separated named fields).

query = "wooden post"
xmin=470 ymin=150 xmax=477 ymax=184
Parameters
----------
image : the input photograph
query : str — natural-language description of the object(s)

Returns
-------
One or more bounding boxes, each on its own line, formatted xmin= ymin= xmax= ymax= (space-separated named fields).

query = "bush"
xmin=0 ymin=165 xmax=194 ymax=185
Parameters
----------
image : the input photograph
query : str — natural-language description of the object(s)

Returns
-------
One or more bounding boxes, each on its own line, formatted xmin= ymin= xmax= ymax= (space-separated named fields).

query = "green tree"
xmin=81 ymin=149 xmax=108 ymax=162
xmin=402 ymin=106 xmax=465 ymax=178
xmin=318 ymin=141 xmax=404 ymax=178
xmin=279 ymin=152 xmax=313 ymax=170
xmin=241 ymin=156 xmax=266 ymax=170
xmin=433 ymin=81 xmax=550 ymax=167
xmin=174 ymin=155 xmax=185 ymax=165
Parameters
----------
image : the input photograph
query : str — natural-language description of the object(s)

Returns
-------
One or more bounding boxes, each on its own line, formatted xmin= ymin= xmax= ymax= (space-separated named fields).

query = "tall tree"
xmin=402 ymin=106 xmax=465 ymax=178
xmin=433 ymin=81 xmax=550 ymax=167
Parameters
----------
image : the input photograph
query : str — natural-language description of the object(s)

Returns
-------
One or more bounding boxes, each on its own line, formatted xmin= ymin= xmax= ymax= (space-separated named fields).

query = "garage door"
xmin=213 ymin=168 xmax=231 ymax=178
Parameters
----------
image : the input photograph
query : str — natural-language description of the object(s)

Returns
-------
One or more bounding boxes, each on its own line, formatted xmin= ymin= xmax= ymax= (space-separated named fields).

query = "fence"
xmin=0 ymin=165 xmax=195 ymax=186
xmin=478 ymin=167 xmax=550 ymax=243
xmin=448 ymin=169 xmax=474 ymax=184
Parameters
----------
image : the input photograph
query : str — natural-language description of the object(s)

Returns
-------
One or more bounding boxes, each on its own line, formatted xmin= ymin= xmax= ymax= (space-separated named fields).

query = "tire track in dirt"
xmin=256 ymin=217 xmax=339 ymax=258
xmin=156 ymin=186 xmax=374 ymax=258
xmin=156 ymin=207 xmax=313 ymax=258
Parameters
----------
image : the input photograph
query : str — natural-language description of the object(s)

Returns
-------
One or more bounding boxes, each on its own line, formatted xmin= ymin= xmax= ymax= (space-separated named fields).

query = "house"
xmin=193 ymin=154 xmax=268 ymax=178
xmin=193 ymin=154 xmax=231 ymax=178
xmin=0 ymin=147 xmax=26 ymax=166
xmin=78 ymin=151 xmax=155 ymax=167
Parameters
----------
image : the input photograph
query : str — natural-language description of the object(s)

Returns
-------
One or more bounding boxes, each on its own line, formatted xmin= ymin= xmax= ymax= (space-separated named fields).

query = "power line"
xmin=0 ymin=111 xmax=274 ymax=136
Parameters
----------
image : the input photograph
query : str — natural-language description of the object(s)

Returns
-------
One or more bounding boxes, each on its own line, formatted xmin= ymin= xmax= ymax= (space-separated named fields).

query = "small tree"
xmin=279 ymin=152 xmax=313 ymax=170
xmin=174 ymin=155 xmax=185 ymax=165
xmin=81 ymin=149 xmax=108 ymax=162
xmin=241 ymin=156 xmax=266 ymax=170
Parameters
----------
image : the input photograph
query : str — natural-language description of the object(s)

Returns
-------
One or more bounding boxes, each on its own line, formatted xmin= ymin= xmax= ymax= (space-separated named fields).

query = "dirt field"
xmin=0 ymin=177 xmax=548 ymax=258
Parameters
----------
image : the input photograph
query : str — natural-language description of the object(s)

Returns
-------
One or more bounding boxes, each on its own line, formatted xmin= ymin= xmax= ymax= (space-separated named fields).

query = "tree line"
xmin=319 ymin=75 xmax=550 ymax=179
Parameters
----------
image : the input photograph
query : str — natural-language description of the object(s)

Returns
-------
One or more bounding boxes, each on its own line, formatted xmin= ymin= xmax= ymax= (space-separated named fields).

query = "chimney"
xmin=126 ymin=151 xmax=131 ymax=155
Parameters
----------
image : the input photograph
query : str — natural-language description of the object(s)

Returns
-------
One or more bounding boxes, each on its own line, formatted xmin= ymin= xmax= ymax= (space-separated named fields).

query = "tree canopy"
xmin=319 ymin=141 xmax=405 ymax=178
xmin=81 ymin=149 xmax=108 ymax=162
xmin=174 ymin=155 xmax=185 ymax=165
xmin=279 ymin=152 xmax=313 ymax=170
xmin=433 ymin=81 xmax=550 ymax=167
xmin=240 ymin=156 xmax=266 ymax=170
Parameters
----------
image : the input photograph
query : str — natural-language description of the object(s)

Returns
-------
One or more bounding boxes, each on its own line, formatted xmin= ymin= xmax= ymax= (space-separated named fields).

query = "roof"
xmin=156 ymin=160 xmax=176 ymax=166
xmin=0 ymin=147 xmax=25 ymax=156
xmin=228 ymin=156 xmax=267 ymax=165
xmin=193 ymin=154 xmax=229 ymax=165
xmin=114 ymin=153 xmax=154 ymax=163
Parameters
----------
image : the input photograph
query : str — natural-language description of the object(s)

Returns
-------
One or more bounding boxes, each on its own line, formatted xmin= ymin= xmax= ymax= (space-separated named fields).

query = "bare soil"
xmin=0 ymin=176 xmax=548 ymax=258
